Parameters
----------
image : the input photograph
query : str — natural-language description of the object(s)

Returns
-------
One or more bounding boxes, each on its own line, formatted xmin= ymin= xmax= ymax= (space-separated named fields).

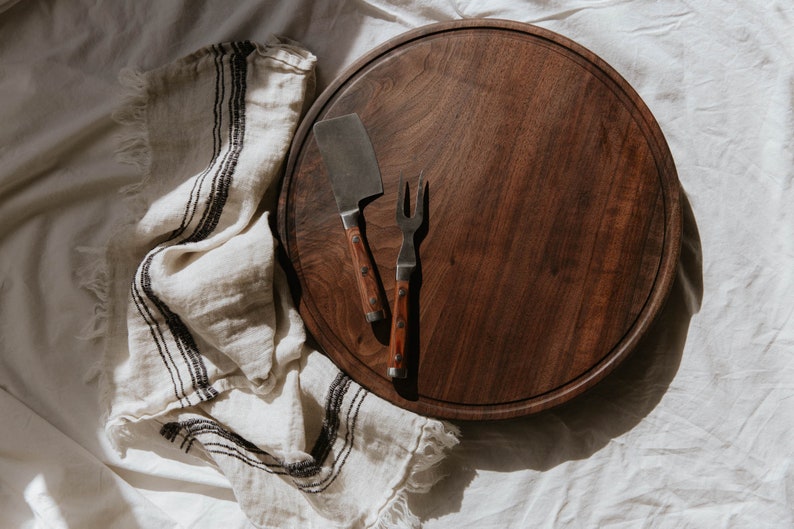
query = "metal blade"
xmin=313 ymin=113 xmax=383 ymax=228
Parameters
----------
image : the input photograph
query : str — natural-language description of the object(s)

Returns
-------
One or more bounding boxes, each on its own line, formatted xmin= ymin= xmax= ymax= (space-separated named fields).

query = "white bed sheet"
xmin=0 ymin=1 xmax=791 ymax=527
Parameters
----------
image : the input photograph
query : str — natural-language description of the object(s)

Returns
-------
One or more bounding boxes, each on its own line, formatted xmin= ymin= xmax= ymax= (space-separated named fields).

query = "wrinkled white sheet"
xmin=0 ymin=1 xmax=791 ymax=527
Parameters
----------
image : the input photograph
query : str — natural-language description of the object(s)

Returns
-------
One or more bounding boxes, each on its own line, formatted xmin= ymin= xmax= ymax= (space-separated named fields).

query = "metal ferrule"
xmin=340 ymin=209 xmax=359 ymax=230
xmin=388 ymin=367 xmax=408 ymax=379
xmin=395 ymin=264 xmax=414 ymax=282
xmin=366 ymin=309 xmax=385 ymax=322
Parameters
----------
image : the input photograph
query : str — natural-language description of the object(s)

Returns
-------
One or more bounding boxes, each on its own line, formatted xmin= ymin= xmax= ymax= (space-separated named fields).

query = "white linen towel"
xmin=96 ymin=38 xmax=458 ymax=529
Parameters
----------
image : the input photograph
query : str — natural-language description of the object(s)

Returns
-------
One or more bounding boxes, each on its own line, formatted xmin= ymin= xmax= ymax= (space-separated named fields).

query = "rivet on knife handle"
xmin=313 ymin=113 xmax=386 ymax=323
xmin=387 ymin=280 xmax=410 ymax=378
xmin=346 ymin=226 xmax=386 ymax=322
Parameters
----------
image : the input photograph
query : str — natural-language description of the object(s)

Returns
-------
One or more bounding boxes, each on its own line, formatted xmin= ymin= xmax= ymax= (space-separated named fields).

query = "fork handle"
xmin=387 ymin=279 xmax=410 ymax=378
xmin=345 ymin=226 xmax=386 ymax=322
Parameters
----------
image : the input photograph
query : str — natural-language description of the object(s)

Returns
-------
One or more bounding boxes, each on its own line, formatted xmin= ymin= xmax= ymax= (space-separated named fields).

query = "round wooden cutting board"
xmin=278 ymin=19 xmax=681 ymax=420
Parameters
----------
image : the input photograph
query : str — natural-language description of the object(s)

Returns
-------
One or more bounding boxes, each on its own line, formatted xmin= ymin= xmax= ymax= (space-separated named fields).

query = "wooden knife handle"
xmin=345 ymin=226 xmax=386 ymax=322
xmin=387 ymin=279 xmax=410 ymax=378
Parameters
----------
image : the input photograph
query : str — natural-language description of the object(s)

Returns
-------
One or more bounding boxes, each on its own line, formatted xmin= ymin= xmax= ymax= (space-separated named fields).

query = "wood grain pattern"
xmin=278 ymin=19 xmax=682 ymax=420
xmin=387 ymin=280 xmax=411 ymax=378
xmin=344 ymin=225 xmax=386 ymax=322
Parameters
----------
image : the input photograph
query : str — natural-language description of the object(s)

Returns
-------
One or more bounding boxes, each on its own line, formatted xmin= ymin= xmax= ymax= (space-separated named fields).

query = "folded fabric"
xmin=97 ymin=38 xmax=458 ymax=529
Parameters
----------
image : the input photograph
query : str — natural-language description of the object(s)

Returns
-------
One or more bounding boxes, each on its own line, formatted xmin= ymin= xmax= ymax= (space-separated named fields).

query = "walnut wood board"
xmin=278 ymin=19 xmax=681 ymax=420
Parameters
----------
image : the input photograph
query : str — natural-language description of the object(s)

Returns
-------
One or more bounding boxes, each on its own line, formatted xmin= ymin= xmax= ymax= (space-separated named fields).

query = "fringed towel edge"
xmin=374 ymin=419 xmax=461 ymax=529
xmin=75 ymin=65 xmax=155 ymax=455
xmin=75 ymin=67 xmax=151 ymax=346
xmin=113 ymin=67 xmax=153 ymax=193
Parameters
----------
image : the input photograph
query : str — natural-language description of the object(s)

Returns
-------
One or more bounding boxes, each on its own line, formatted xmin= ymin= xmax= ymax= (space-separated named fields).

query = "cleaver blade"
xmin=313 ymin=113 xmax=386 ymax=323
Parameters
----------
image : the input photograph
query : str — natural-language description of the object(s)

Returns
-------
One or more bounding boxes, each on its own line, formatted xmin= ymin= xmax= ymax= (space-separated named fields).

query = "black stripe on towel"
xmin=131 ymin=41 xmax=255 ymax=406
xmin=160 ymin=373 xmax=368 ymax=493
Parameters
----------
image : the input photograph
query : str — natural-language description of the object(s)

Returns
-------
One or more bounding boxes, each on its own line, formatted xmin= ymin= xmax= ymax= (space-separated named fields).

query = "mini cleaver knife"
xmin=313 ymin=113 xmax=386 ymax=323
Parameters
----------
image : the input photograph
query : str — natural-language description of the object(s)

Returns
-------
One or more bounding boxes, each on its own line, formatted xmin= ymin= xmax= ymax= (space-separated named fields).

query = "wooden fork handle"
xmin=345 ymin=226 xmax=386 ymax=322
xmin=387 ymin=279 xmax=410 ymax=378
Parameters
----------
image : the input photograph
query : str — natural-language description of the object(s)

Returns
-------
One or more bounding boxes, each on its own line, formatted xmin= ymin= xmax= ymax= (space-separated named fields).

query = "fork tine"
xmin=396 ymin=171 xmax=426 ymax=225
xmin=396 ymin=171 xmax=406 ymax=221
xmin=414 ymin=171 xmax=425 ymax=220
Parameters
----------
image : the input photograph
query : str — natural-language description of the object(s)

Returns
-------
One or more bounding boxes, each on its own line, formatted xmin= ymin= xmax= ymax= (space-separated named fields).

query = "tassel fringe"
xmin=78 ymin=66 xmax=156 ymax=457
xmin=113 ymin=68 xmax=152 ymax=187
xmin=375 ymin=419 xmax=461 ymax=529
xmin=75 ymin=245 xmax=110 ymax=343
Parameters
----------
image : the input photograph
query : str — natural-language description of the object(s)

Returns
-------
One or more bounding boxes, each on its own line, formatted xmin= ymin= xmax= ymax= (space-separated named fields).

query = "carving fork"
xmin=388 ymin=172 xmax=425 ymax=379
